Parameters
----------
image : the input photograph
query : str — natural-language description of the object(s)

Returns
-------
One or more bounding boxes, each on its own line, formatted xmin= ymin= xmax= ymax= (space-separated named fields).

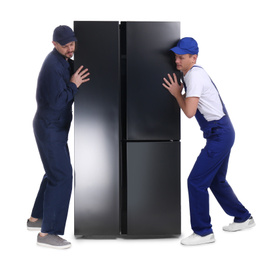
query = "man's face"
xmin=174 ymin=54 xmax=197 ymax=75
xmin=53 ymin=41 xmax=76 ymax=60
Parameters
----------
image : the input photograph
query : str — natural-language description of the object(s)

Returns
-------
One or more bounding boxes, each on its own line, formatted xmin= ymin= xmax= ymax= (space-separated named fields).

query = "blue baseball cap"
xmin=170 ymin=37 xmax=199 ymax=55
xmin=53 ymin=25 xmax=77 ymax=45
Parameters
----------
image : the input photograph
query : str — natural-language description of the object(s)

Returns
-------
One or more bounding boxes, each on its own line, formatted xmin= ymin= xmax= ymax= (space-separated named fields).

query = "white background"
xmin=1 ymin=0 xmax=271 ymax=259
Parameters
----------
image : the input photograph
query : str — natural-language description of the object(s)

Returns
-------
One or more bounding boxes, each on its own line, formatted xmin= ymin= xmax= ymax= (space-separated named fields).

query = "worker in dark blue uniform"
xmin=163 ymin=37 xmax=255 ymax=246
xmin=27 ymin=25 xmax=90 ymax=249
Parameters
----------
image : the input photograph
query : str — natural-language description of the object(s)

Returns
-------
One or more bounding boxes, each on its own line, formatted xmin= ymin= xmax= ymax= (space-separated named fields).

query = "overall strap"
xmin=192 ymin=65 xmax=228 ymax=116
xmin=180 ymin=72 xmax=187 ymax=92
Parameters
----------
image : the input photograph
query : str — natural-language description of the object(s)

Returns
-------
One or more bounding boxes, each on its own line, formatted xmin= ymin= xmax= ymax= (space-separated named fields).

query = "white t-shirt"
xmin=184 ymin=65 xmax=225 ymax=121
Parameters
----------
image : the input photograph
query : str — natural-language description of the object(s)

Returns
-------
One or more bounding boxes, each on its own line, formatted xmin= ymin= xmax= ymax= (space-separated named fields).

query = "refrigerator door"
xmin=73 ymin=21 xmax=120 ymax=236
xmin=124 ymin=142 xmax=181 ymax=236
xmin=121 ymin=22 xmax=180 ymax=141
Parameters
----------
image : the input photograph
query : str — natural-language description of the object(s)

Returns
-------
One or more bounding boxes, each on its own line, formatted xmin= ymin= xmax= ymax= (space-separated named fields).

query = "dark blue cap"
xmin=53 ymin=25 xmax=77 ymax=45
xmin=170 ymin=37 xmax=199 ymax=55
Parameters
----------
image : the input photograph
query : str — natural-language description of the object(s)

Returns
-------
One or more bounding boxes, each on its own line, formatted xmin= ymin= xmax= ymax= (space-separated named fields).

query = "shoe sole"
xmin=27 ymin=227 xmax=41 ymax=231
xmin=181 ymin=239 xmax=215 ymax=246
xmin=37 ymin=242 xmax=71 ymax=249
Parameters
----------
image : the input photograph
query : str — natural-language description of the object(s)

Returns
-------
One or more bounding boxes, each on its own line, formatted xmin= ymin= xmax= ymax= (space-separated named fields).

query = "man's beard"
xmin=65 ymin=51 xmax=74 ymax=59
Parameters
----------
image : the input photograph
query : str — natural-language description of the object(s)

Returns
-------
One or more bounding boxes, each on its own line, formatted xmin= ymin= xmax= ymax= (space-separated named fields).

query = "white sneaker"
xmin=181 ymin=233 xmax=215 ymax=246
xmin=223 ymin=217 xmax=255 ymax=232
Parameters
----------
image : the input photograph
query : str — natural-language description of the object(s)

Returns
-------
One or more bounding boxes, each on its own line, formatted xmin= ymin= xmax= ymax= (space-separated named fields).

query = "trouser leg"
xmin=187 ymin=146 xmax=224 ymax=236
xmin=33 ymin=132 xmax=72 ymax=235
xmin=210 ymin=153 xmax=250 ymax=222
xmin=31 ymin=175 xmax=48 ymax=219
xmin=42 ymin=142 xmax=72 ymax=235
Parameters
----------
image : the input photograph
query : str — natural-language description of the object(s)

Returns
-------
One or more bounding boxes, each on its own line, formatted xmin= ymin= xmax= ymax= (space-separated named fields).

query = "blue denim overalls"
xmin=184 ymin=65 xmax=251 ymax=236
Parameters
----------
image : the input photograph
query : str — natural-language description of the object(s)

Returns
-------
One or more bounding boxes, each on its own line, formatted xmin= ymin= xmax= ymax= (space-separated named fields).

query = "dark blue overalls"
xmin=31 ymin=48 xmax=78 ymax=235
xmin=185 ymin=65 xmax=251 ymax=236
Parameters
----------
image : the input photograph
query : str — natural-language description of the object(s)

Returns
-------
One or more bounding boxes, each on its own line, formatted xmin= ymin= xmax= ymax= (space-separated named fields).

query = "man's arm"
xmin=163 ymin=73 xmax=199 ymax=118
xmin=42 ymin=65 xmax=90 ymax=111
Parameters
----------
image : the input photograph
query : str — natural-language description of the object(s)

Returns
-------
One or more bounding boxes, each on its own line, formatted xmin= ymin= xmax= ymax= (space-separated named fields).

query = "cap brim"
xmin=58 ymin=36 xmax=77 ymax=45
xmin=170 ymin=47 xmax=199 ymax=55
xmin=170 ymin=47 xmax=189 ymax=55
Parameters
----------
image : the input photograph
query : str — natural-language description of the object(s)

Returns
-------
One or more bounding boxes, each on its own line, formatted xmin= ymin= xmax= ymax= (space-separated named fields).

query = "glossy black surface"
xmin=74 ymin=21 xmax=181 ymax=237
xmin=125 ymin=142 xmax=181 ymax=236
xmin=74 ymin=21 xmax=120 ymax=236
xmin=120 ymin=22 xmax=180 ymax=141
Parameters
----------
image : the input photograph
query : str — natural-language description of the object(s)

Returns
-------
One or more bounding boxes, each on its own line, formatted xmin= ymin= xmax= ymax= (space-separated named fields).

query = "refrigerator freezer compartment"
xmin=123 ymin=141 xmax=181 ymax=236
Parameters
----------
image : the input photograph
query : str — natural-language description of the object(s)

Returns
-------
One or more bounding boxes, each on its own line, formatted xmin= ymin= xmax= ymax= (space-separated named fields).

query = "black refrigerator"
xmin=74 ymin=21 xmax=181 ymax=237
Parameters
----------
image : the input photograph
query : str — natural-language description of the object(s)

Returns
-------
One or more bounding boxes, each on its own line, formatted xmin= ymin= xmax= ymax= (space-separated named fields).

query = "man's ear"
xmin=193 ymin=54 xmax=198 ymax=62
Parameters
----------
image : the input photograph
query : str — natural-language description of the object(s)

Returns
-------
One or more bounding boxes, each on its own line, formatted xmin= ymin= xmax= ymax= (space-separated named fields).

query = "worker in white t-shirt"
xmin=163 ymin=37 xmax=255 ymax=246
